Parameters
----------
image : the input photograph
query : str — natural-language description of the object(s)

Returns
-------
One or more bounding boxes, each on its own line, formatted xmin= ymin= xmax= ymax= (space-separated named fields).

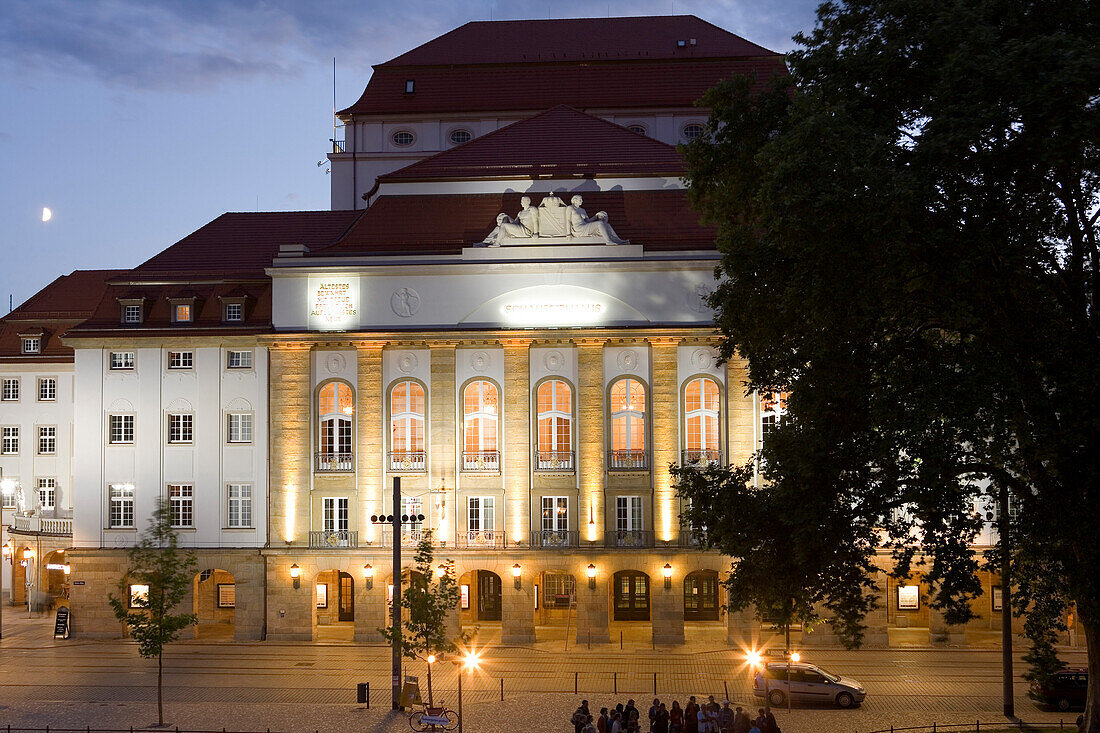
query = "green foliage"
xmin=108 ymin=498 xmax=198 ymax=658
xmin=680 ymin=0 xmax=1098 ymax=698
xmin=380 ymin=530 xmax=468 ymax=660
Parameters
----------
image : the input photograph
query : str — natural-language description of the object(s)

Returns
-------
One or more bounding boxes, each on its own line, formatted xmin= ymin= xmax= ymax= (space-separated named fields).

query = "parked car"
xmin=1030 ymin=668 xmax=1088 ymax=711
xmin=753 ymin=661 xmax=866 ymax=708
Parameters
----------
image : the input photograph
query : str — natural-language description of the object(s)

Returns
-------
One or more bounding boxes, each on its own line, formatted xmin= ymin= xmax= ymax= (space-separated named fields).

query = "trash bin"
xmin=357 ymin=682 xmax=368 ymax=704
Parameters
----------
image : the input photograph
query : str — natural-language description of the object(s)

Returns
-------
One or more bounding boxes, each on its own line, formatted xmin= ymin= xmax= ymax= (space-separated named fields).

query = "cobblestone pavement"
xmin=0 ymin=615 xmax=1087 ymax=733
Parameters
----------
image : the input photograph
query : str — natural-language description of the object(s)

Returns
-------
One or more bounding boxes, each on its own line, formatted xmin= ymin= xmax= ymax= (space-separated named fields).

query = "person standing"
xmin=625 ymin=699 xmax=639 ymax=726
xmin=684 ymin=696 xmax=699 ymax=733
xmin=718 ymin=702 xmax=734 ymax=733
xmin=649 ymin=698 xmax=661 ymax=732
xmin=763 ymin=707 xmax=779 ymax=733
xmin=598 ymin=707 xmax=610 ymax=733
xmin=655 ymin=702 xmax=670 ymax=733
xmin=573 ymin=701 xmax=591 ymax=733
xmin=669 ymin=700 xmax=684 ymax=733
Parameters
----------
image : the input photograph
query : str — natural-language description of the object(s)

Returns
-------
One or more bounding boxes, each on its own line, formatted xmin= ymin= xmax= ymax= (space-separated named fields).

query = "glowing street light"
xmin=511 ymin=563 xmax=522 ymax=589
xmin=586 ymin=563 xmax=597 ymax=590
xmin=456 ymin=649 xmax=481 ymax=733
xmin=363 ymin=564 xmax=374 ymax=589
xmin=289 ymin=563 xmax=301 ymax=589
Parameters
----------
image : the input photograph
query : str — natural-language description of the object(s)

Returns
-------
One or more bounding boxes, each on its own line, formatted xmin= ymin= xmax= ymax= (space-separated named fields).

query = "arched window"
xmin=610 ymin=378 xmax=647 ymax=469
xmin=317 ymin=381 xmax=353 ymax=471
xmin=462 ymin=380 xmax=499 ymax=471
xmin=536 ymin=379 xmax=573 ymax=470
xmin=390 ymin=380 xmax=425 ymax=471
xmin=684 ymin=377 xmax=721 ymax=463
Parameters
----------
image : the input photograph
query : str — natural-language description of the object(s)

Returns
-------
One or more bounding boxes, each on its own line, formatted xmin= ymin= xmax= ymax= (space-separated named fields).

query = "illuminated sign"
xmin=897 ymin=585 xmax=920 ymax=610
xmin=308 ymin=277 xmax=359 ymax=331
xmin=501 ymin=300 xmax=604 ymax=326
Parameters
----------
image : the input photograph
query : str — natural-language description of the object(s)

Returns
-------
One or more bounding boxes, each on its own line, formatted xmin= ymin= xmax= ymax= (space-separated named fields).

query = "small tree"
xmin=109 ymin=499 xmax=197 ymax=726
xmin=380 ymin=530 xmax=468 ymax=705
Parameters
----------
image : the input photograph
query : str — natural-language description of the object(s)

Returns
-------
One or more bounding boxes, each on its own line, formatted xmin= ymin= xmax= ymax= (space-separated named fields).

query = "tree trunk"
xmin=1083 ymin=618 xmax=1100 ymax=733
xmin=158 ymin=651 xmax=164 ymax=726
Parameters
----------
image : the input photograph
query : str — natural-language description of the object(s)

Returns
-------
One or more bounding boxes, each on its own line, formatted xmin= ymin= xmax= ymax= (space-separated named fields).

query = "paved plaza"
xmin=0 ymin=615 xmax=1086 ymax=733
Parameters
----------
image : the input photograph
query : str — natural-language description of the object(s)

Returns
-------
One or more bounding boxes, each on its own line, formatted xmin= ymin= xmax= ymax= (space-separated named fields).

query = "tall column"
xmin=650 ymin=338 xmax=680 ymax=544
xmin=429 ymin=343 xmax=457 ymax=541
xmin=354 ymin=568 xmax=386 ymax=642
xmin=577 ymin=341 xmax=605 ymax=544
xmin=269 ymin=344 xmax=311 ymax=547
xmin=652 ymin=565 xmax=686 ymax=645
xmin=356 ymin=343 xmax=384 ymax=545
xmin=929 ymin=606 xmax=966 ymax=646
xmin=725 ymin=352 xmax=756 ymax=469
xmin=503 ymin=340 xmax=531 ymax=546
xmin=502 ymin=579 xmax=536 ymax=644
xmin=576 ymin=572 xmax=611 ymax=645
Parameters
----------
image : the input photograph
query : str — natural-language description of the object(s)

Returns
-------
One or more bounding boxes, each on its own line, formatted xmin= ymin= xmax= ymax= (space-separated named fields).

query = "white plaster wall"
xmin=602 ymin=343 xmax=651 ymax=390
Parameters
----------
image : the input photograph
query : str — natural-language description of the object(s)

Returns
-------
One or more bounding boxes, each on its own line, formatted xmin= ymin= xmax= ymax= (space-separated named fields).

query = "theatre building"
xmin=2 ymin=15 xmax=1058 ymax=648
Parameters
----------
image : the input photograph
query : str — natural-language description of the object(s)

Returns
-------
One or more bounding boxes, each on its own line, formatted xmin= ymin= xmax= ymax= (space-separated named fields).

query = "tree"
xmin=678 ymin=0 xmax=1099 ymax=728
xmin=109 ymin=499 xmax=197 ymax=726
xmin=380 ymin=531 xmax=467 ymax=705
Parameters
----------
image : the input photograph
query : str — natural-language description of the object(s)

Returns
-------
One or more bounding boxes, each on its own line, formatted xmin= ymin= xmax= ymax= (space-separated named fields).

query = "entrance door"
xmin=477 ymin=570 xmax=501 ymax=621
xmin=338 ymin=572 xmax=354 ymax=622
xmin=613 ymin=571 xmax=650 ymax=621
xmin=684 ymin=570 xmax=720 ymax=621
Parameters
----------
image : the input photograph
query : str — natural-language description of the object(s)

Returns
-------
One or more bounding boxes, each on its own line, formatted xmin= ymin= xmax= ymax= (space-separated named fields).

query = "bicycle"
xmin=408 ymin=699 xmax=459 ymax=731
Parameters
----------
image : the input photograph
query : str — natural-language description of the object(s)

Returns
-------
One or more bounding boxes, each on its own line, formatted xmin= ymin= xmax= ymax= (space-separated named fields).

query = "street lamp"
xmin=512 ymin=563 xmax=522 ymax=590
xmin=747 ymin=649 xmax=770 ymax=708
xmin=456 ymin=650 xmax=480 ymax=733
xmin=0 ymin=539 xmax=11 ymax=640
xmin=662 ymin=563 xmax=673 ymax=590
xmin=363 ymin=564 xmax=374 ymax=590
xmin=586 ymin=563 xmax=596 ymax=590
xmin=23 ymin=547 xmax=36 ymax=618
xmin=289 ymin=563 xmax=300 ymax=589
xmin=785 ymin=650 xmax=800 ymax=713
xmin=425 ymin=653 xmax=437 ymax=707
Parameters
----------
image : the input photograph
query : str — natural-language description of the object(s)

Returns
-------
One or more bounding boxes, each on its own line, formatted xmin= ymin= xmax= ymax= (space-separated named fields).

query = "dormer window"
xmin=118 ymin=298 xmax=145 ymax=325
xmin=21 ymin=337 xmax=40 ymax=354
xmin=169 ymin=296 xmax=197 ymax=324
xmin=224 ymin=303 xmax=242 ymax=322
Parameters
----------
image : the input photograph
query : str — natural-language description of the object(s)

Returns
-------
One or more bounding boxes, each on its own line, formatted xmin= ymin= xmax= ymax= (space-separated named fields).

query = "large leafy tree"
xmin=677 ymin=0 xmax=1099 ymax=727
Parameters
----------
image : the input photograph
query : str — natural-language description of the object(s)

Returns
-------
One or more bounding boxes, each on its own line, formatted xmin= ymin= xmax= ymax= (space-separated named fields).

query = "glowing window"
xmin=536 ymin=379 xmax=572 ymax=454
xmin=611 ymin=378 xmax=646 ymax=452
xmin=684 ymin=377 xmax=720 ymax=455
xmin=318 ymin=381 xmax=354 ymax=455
xmin=463 ymin=380 xmax=498 ymax=453
xmin=390 ymin=380 xmax=425 ymax=455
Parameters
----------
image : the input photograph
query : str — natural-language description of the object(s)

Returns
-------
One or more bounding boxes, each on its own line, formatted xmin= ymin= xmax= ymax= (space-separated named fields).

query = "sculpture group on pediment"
xmin=481 ymin=193 xmax=628 ymax=246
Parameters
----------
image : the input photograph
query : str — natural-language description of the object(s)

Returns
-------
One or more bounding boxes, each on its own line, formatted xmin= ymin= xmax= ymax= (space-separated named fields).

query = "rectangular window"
xmin=167 ymin=414 xmax=193 ymax=444
xmin=897 ymin=584 xmax=920 ymax=610
xmin=224 ymin=303 xmax=243 ymax=322
xmin=128 ymin=583 xmax=150 ymax=608
xmin=226 ymin=413 xmax=253 ymax=443
xmin=402 ymin=496 xmax=423 ymax=533
xmin=316 ymin=583 xmax=328 ymax=608
xmin=110 ymin=352 xmax=135 ymax=370
xmin=543 ymin=573 xmax=576 ymax=609
xmin=227 ymin=483 xmax=252 ymax=528
xmin=541 ymin=496 xmax=569 ymax=532
xmin=110 ymin=483 xmax=135 ymax=528
xmin=123 ymin=304 xmax=143 ymax=323
xmin=168 ymin=351 xmax=193 ymax=369
xmin=22 ymin=337 xmax=41 ymax=354
xmin=109 ymin=414 xmax=134 ymax=444
xmin=226 ymin=350 xmax=252 ymax=369
xmin=38 ymin=425 xmax=56 ymax=455
xmin=37 ymin=477 xmax=56 ymax=510
xmin=2 ymin=426 xmax=19 ymax=454
xmin=218 ymin=584 xmax=236 ymax=608
xmin=467 ymin=497 xmax=495 ymax=533
xmin=616 ymin=496 xmax=643 ymax=532
xmin=323 ymin=497 xmax=349 ymax=533
xmin=37 ymin=377 xmax=57 ymax=401
xmin=992 ymin=585 xmax=1004 ymax=613
xmin=168 ymin=484 xmax=194 ymax=527
xmin=1 ymin=378 xmax=19 ymax=401
xmin=174 ymin=304 xmax=192 ymax=322
xmin=2 ymin=486 xmax=15 ymax=508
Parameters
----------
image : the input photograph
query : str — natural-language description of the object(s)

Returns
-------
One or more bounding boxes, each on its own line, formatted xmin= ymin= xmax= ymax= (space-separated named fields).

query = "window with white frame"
xmin=37 ymin=377 xmax=57 ymax=401
xmin=610 ymin=378 xmax=647 ymax=458
xmin=390 ymin=380 xmax=425 ymax=461
xmin=2 ymin=426 xmax=19 ymax=454
xmin=536 ymin=379 xmax=572 ymax=464
xmin=227 ymin=350 xmax=252 ymax=369
xmin=616 ymin=496 xmax=643 ymax=532
xmin=227 ymin=412 xmax=253 ymax=443
xmin=109 ymin=483 xmax=135 ymax=528
xmin=684 ymin=377 xmax=720 ymax=460
xmin=168 ymin=484 xmax=194 ymax=527
xmin=318 ymin=381 xmax=353 ymax=455
xmin=682 ymin=122 xmax=705 ymax=141
xmin=2 ymin=378 xmax=19 ymax=401
xmin=37 ymin=477 xmax=56 ymax=510
xmin=467 ymin=497 xmax=495 ymax=536
xmin=109 ymin=414 xmax=134 ymax=444
xmin=541 ymin=496 xmax=569 ymax=532
xmin=168 ymin=351 xmax=193 ymax=369
xmin=173 ymin=303 xmax=193 ymax=323
xmin=2 ymin=485 xmax=15 ymax=508
xmin=110 ymin=352 xmax=135 ymax=370
xmin=38 ymin=425 xmax=56 ymax=455
xmin=322 ymin=497 xmax=349 ymax=533
xmin=227 ymin=483 xmax=252 ymax=528
xmin=122 ymin=304 xmax=143 ymax=323
xmin=224 ymin=302 xmax=243 ymax=322
xmin=402 ymin=496 xmax=423 ymax=533
xmin=760 ymin=391 xmax=788 ymax=446
xmin=448 ymin=128 xmax=472 ymax=145
xmin=462 ymin=380 xmax=498 ymax=456
xmin=167 ymin=414 xmax=193 ymax=444
xmin=22 ymin=337 xmax=41 ymax=354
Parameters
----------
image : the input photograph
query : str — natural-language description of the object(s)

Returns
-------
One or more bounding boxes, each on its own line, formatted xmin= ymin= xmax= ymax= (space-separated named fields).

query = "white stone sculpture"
xmin=536 ymin=193 xmax=568 ymax=237
xmin=478 ymin=193 xmax=628 ymax=246
xmin=566 ymin=195 xmax=629 ymax=245
xmin=483 ymin=196 xmax=538 ymax=246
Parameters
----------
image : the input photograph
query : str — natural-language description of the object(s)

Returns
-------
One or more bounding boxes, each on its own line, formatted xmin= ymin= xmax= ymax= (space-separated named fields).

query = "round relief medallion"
xmin=687 ymin=283 xmax=714 ymax=313
xmin=690 ymin=347 xmax=714 ymax=370
xmin=325 ymin=353 xmax=346 ymax=374
xmin=113 ymin=535 xmax=130 ymax=548
xmin=390 ymin=287 xmax=421 ymax=317
xmin=396 ymin=351 xmax=418 ymax=374
xmin=543 ymin=350 xmax=565 ymax=372
xmin=469 ymin=351 xmax=491 ymax=372
xmin=616 ymin=349 xmax=639 ymax=371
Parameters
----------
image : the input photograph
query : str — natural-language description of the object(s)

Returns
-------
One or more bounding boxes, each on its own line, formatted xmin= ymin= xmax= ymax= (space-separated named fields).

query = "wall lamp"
xmin=363 ymin=564 xmax=374 ymax=590
xmin=512 ymin=563 xmax=522 ymax=590
xmin=663 ymin=563 xmax=673 ymax=589
xmin=586 ymin=563 xmax=597 ymax=590
xmin=290 ymin=563 xmax=301 ymax=589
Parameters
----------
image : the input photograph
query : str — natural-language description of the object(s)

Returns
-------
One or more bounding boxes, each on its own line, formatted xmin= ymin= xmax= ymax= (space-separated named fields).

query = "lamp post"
xmin=456 ymin=650 xmax=479 ymax=733
xmin=1 ymin=540 xmax=11 ymax=640
xmin=24 ymin=547 xmax=36 ymax=618
xmin=747 ymin=650 xmax=769 ymax=708
xmin=512 ymin=563 xmax=522 ymax=590
xmin=786 ymin=650 xmax=799 ymax=714
xmin=1 ymin=478 xmax=15 ymax=638
xmin=425 ymin=654 xmax=436 ymax=707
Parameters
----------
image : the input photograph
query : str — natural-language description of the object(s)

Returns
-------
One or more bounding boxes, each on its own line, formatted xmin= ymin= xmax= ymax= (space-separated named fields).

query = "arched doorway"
xmin=315 ymin=570 xmax=355 ymax=640
xmin=193 ymin=568 xmax=235 ymax=639
xmin=684 ymin=570 xmax=720 ymax=621
xmin=613 ymin=570 xmax=650 ymax=621
xmin=43 ymin=550 xmax=69 ymax=602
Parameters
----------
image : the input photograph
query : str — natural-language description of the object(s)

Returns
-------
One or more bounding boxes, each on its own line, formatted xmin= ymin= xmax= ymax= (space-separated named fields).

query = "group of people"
xmin=571 ymin=696 xmax=781 ymax=733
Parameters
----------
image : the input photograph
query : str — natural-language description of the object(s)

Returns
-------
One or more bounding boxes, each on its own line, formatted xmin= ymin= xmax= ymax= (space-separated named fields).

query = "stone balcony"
xmin=10 ymin=514 xmax=72 ymax=536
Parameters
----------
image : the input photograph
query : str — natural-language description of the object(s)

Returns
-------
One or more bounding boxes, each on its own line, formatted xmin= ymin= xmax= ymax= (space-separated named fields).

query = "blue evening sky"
xmin=0 ymin=0 xmax=819 ymax=310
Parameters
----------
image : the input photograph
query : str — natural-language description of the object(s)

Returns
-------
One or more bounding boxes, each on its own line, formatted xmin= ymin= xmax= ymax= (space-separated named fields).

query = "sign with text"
xmin=308 ymin=276 xmax=359 ymax=331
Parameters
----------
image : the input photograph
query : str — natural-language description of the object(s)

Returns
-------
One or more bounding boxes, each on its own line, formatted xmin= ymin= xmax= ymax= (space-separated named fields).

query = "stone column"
xmin=503 ymin=340 xmax=531 ymax=546
xmin=233 ymin=553 xmax=264 ymax=641
xmin=502 ymin=579 xmax=536 ymax=644
xmin=576 ymin=573 xmax=611 ymax=645
xmin=269 ymin=344 xmax=312 ymax=547
xmin=929 ymin=606 xmax=966 ymax=646
xmin=354 ymin=570 xmax=386 ymax=642
xmin=356 ymin=343 xmax=384 ymax=545
xmin=652 ymin=570 xmax=686 ymax=645
xmin=725 ymin=353 xmax=756 ymax=469
xmin=265 ymin=555 xmax=313 ymax=641
xmin=429 ymin=344 xmax=457 ymax=538
xmin=577 ymin=341 xmax=605 ymax=544
xmin=650 ymin=338 xmax=680 ymax=544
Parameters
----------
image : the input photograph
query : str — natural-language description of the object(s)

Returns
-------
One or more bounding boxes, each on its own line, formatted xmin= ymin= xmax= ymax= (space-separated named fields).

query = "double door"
xmin=613 ymin=570 xmax=650 ymax=621
xmin=477 ymin=570 xmax=502 ymax=621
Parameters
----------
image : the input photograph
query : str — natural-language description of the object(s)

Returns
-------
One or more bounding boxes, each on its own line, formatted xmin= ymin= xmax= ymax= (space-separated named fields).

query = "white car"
xmin=753 ymin=661 xmax=866 ymax=708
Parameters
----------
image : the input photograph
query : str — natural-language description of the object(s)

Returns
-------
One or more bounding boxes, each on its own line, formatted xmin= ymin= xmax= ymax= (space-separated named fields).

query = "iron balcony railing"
xmin=462 ymin=450 xmax=500 ymax=472
xmin=309 ymin=530 xmax=358 ymax=549
xmin=379 ymin=527 xmax=428 ymax=547
xmin=458 ymin=529 xmax=504 ymax=549
xmin=535 ymin=450 xmax=575 ymax=471
xmin=331 ymin=139 xmax=346 ymax=153
xmin=606 ymin=529 xmax=654 ymax=548
xmin=608 ymin=449 xmax=649 ymax=470
xmin=681 ymin=449 xmax=722 ymax=465
xmin=314 ymin=451 xmax=354 ymax=472
xmin=530 ymin=529 xmax=579 ymax=548
xmin=389 ymin=450 xmax=426 ymax=472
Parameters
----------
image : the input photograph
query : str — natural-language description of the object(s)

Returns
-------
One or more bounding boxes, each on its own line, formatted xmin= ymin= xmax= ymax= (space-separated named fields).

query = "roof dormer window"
xmin=118 ymin=297 xmax=146 ymax=325
xmin=21 ymin=337 xmax=40 ymax=355
xmin=169 ymin=296 xmax=198 ymax=324
xmin=219 ymin=294 xmax=248 ymax=324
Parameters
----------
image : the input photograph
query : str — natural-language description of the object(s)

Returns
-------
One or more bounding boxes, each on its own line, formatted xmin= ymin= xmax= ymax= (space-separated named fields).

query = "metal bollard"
xmin=614 ymin=671 xmax=618 ymax=695
xmin=575 ymin=672 xmax=578 ymax=694
xmin=724 ymin=680 xmax=729 ymax=700
xmin=500 ymin=677 xmax=504 ymax=701
xmin=653 ymin=672 xmax=657 ymax=695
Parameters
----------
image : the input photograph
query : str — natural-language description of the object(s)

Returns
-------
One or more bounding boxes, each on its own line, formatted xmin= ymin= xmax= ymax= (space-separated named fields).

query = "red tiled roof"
xmin=379 ymin=16 xmax=778 ymax=67
xmin=317 ymin=190 xmax=716 ymax=256
xmin=379 ymin=106 xmax=684 ymax=182
xmin=132 ymin=210 xmax=363 ymax=278
xmin=340 ymin=57 xmax=787 ymax=117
